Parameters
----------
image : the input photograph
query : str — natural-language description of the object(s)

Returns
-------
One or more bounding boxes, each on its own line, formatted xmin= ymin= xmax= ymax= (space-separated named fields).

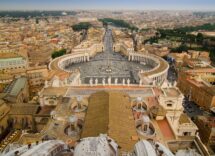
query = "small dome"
xmin=77 ymin=96 xmax=83 ymax=102
xmin=68 ymin=115 xmax=78 ymax=123
xmin=136 ymin=97 xmax=143 ymax=103
xmin=50 ymin=111 xmax=56 ymax=116
xmin=142 ymin=115 xmax=150 ymax=123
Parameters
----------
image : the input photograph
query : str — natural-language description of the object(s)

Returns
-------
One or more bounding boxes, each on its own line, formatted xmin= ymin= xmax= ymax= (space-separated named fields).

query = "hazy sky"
xmin=0 ymin=0 xmax=215 ymax=11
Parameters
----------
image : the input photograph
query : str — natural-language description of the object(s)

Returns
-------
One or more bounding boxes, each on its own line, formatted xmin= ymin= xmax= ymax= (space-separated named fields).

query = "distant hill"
xmin=0 ymin=11 xmax=77 ymax=18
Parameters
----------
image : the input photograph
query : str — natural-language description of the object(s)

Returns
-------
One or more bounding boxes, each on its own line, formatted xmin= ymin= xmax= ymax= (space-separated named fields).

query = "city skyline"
xmin=0 ymin=0 xmax=215 ymax=155
xmin=0 ymin=0 xmax=215 ymax=11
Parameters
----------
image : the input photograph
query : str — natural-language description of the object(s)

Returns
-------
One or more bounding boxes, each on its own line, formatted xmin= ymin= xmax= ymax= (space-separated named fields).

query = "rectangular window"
xmin=167 ymin=104 xmax=172 ymax=107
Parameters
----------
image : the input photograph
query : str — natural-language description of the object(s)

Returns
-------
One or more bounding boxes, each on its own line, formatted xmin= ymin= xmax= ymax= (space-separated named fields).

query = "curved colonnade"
xmin=49 ymin=52 xmax=90 ymax=72
xmin=128 ymin=52 xmax=169 ymax=86
xmin=49 ymin=50 xmax=169 ymax=86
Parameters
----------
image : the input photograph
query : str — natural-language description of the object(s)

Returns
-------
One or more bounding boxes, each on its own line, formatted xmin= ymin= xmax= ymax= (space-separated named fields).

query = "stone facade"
xmin=178 ymin=69 xmax=215 ymax=110
xmin=27 ymin=65 xmax=48 ymax=86
xmin=0 ymin=53 xmax=28 ymax=72
xmin=159 ymin=87 xmax=198 ymax=138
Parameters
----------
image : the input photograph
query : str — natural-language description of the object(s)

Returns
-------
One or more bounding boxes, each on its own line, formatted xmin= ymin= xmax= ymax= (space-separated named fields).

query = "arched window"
xmin=166 ymin=103 xmax=173 ymax=107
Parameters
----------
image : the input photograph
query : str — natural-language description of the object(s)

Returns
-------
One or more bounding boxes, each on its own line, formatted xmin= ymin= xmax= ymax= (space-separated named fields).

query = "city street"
xmin=182 ymin=96 xmax=203 ymax=118
xmin=182 ymin=96 xmax=214 ymax=118
xmin=66 ymin=29 xmax=153 ymax=84
xmin=166 ymin=60 xmax=178 ymax=84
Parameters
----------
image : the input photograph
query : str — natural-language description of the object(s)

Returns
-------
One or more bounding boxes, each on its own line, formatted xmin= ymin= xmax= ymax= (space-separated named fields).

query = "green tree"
xmin=72 ymin=22 xmax=92 ymax=31
xmin=51 ymin=49 xmax=66 ymax=59
xmin=187 ymin=34 xmax=196 ymax=48
xmin=196 ymin=33 xmax=204 ymax=45
xmin=99 ymin=18 xmax=138 ymax=31
xmin=171 ymin=44 xmax=189 ymax=53
xmin=35 ymin=18 xmax=39 ymax=24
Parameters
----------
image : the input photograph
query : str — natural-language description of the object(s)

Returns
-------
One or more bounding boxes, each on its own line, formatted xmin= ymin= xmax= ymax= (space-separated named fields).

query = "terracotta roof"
xmin=0 ymin=74 xmax=13 ymax=80
xmin=0 ymin=52 xmax=21 ymax=59
xmin=81 ymin=91 xmax=138 ymax=152
xmin=157 ymin=118 xmax=175 ymax=140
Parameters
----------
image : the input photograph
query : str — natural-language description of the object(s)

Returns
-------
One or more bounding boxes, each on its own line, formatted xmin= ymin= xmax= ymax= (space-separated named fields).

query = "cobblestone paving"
xmin=65 ymin=29 xmax=153 ymax=84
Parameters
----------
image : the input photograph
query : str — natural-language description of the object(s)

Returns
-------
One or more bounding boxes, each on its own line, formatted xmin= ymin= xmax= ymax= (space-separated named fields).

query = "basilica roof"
xmin=81 ymin=91 xmax=138 ymax=152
